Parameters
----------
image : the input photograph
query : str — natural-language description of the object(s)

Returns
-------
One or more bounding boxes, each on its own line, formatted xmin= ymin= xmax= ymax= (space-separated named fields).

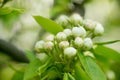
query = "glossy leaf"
xmin=12 ymin=71 xmax=24 ymax=80
xmin=23 ymin=58 xmax=42 ymax=80
xmin=74 ymin=63 xmax=90 ymax=80
xmin=78 ymin=52 xmax=107 ymax=80
xmin=33 ymin=16 xmax=63 ymax=34
xmin=93 ymin=45 xmax=120 ymax=62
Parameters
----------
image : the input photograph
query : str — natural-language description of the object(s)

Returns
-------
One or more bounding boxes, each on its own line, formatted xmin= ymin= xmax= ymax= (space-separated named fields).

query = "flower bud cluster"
xmin=35 ymin=13 xmax=104 ymax=61
xmin=56 ymin=13 xmax=104 ymax=36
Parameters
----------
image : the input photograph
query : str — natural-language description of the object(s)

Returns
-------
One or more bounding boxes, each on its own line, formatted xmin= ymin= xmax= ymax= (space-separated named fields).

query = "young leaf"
xmin=12 ymin=71 xmax=24 ymax=80
xmin=95 ymin=40 xmax=120 ymax=45
xmin=74 ymin=64 xmax=90 ymax=80
xmin=33 ymin=16 xmax=63 ymax=35
xmin=78 ymin=52 xmax=107 ymax=80
xmin=23 ymin=58 xmax=42 ymax=80
xmin=93 ymin=45 xmax=120 ymax=62
xmin=63 ymin=73 xmax=69 ymax=80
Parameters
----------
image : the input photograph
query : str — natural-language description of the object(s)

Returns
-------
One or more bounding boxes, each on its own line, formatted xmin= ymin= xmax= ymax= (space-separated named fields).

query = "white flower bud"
xmin=56 ymin=15 xmax=69 ymax=26
xmin=83 ymin=19 xmax=96 ymax=30
xmin=59 ymin=41 xmax=69 ymax=49
xmin=43 ymin=41 xmax=54 ymax=50
xmin=72 ymin=27 xmax=86 ymax=37
xmin=56 ymin=32 xmax=67 ymax=41
xmin=35 ymin=40 xmax=45 ymax=49
xmin=36 ymin=53 xmax=48 ymax=62
xmin=83 ymin=38 xmax=93 ymax=50
xmin=63 ymin=29 xmax=72 ymax=37
xmin=45 ymin=34 xmax=54 ymax=41
xmin=64 ymin=47 xmax=77 ymax=58
xmin=94 ymin=23 xmax=104 ymax=36
xmin=74 ymin=37 xmax=84 ymax=47
xmin=70 ymin=13 xmax=83 ymax=25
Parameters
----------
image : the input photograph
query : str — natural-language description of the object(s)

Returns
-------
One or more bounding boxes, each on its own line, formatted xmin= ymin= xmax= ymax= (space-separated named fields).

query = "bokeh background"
xmin=0 ymin=0 xmax=120 ymax=80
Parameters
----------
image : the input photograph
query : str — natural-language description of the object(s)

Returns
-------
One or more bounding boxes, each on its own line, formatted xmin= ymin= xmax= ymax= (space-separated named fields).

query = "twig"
xmin=0 ymin=39 xmax=29 ymax=63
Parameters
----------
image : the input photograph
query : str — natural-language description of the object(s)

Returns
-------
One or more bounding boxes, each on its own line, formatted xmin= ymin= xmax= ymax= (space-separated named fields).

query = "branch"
xmin=0 ymin=39 xmax=29 ymax=63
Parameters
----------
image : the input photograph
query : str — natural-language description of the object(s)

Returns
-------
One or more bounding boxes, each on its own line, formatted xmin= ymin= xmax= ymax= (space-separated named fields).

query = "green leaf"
xmin=0 ymin=7 xmax=24 ymax=15
xmin=37 ymin=58 xmax=52 ymax=76
xmin=0 ymin=7 xmax=12 ymax=15
xmin=12 ymin=71 xmax=24 ymax=80
xmin=25 ymin=50 xmax=36 ymax=62
xmin=23 ymin=58 xmax=42 ymax=80
xmin=95 ymin=40 xmax=120 ymax=45
xmin=33 ymin=16 xmax=63 ymax=35
xmin=67 ymin=73 xmax=76 ymax=80
xmin=78 ymin=52 xmax=107 ymax=80
xmin=74 ymin=63 xmax=90 ymax=80
xmin=63 ymin=73 xmax=69 ymax=80
xmin=93 ymin=45 xmax=120 ymax=62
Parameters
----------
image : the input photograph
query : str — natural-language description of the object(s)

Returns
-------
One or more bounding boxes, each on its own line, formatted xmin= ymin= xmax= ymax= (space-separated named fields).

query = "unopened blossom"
xmin=56 ymin=32 xmax=67 ymax=41
xmin=74 ymin=37 xmax=84 ymax=48
xmin=43 ymin=41 xmax=54 ymax=50
xmin=64 ymin=47 xmax=77 ymax=58
xmin=83 ymin=38 xmax=93 ymax=50
xmin=83 ymin=19 xmax=96 ymax=30
xmin=70 ymin=13 xmax=83 ymax=25
xmin=59 ymin=41 xmax=69 ymax=49
xmin=56 ymin=15 xmax=69 ymax=26
xmin=45 ymin=34 xmax=54 ymax=41
xmin=94 ymin=22 xmax=104 ymax=36
xmin=63 ymin=29 xmax=72 ymax=37
xmin=35 ymin=40 xmax=45 ymax=49
xmin=72 ymin=27 xmax=86 ymax=37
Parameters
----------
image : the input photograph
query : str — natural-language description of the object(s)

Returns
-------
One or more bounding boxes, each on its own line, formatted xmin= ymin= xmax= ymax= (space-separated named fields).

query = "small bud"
xmin=64 ymin=47 xmax=77 ymax=58
xmin=70 ymin=13 xmax=83 ymax=25
xmin=74 ymin=37 xmax=84 ymax=48
xmin=63 ymin=29 xmax=72 ymax=37
xmin=59 ymin=41 xmax=69 ymax=49
xmin=45 ymin=34 xmax=54 ymax=41
xmin=36 ymin=53 xmax=48 ymax=62
xmin=43 ymin=41 xmax=54 ymax=50
xmin=56 ymin=15 xmax=69 ymax=26
xmin=83 ymin=38 xmax=93 ymax=50
xmin=35 ymin=40 xmax=45 ymax=49
xmin=94 ymin=23 xmax=104 ymax=36
xmin=83 ymin=51 xmax=94 ymax=58
xmin=56 ymin=32 xmax=67 ymax=41
xmin=83 ymin=19 xmax=96 ymax=30
xmin=106 ymin=70 xmax=115 ymax=80
xmin=72 ymin=27 xmax=86 ymax=37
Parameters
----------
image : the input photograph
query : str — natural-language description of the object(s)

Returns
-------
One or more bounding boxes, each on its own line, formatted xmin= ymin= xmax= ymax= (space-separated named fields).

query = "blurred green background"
xmin=0 ymin=0 xmax=120 ymax=80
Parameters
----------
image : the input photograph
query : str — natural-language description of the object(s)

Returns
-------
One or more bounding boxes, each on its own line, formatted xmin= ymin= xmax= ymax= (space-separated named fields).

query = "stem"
xmin=0 ymin=39 xmax=29 ymax=63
